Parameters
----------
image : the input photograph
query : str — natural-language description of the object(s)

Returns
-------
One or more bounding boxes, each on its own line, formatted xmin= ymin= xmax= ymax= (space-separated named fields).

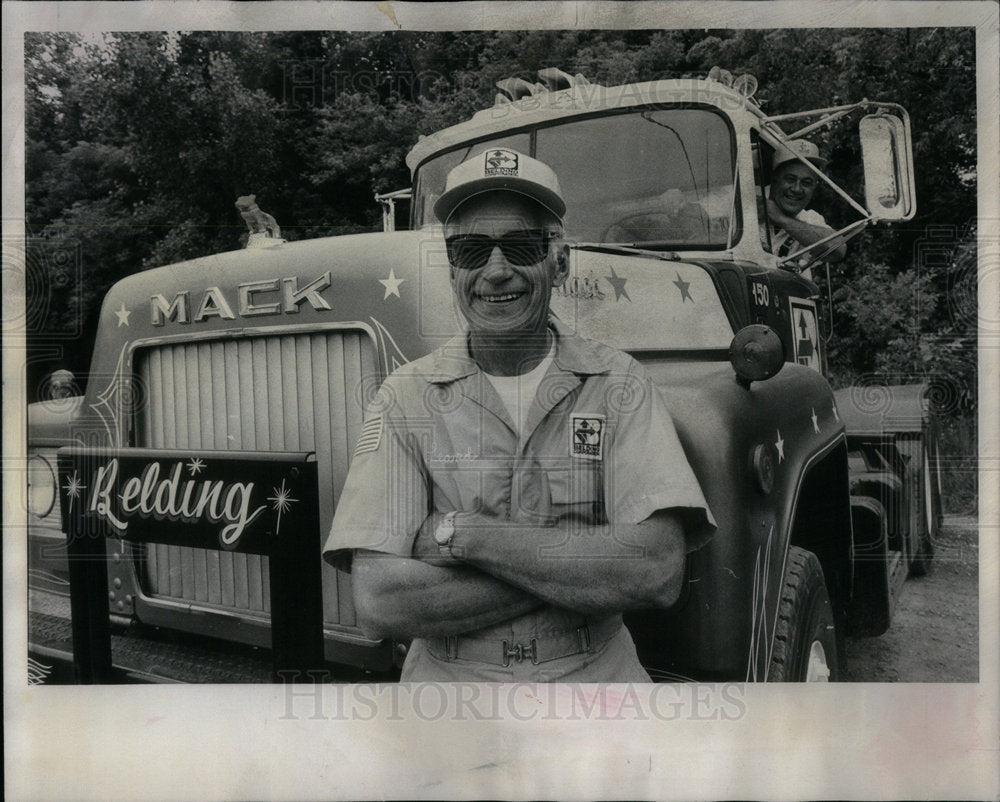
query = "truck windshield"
xmin=413 ymin=107 xmax=737 ymax=249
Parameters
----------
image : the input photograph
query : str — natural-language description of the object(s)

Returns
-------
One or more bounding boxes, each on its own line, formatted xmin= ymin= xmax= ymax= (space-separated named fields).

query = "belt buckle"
xmin=502 ymin=638 xmax=538 ymax=666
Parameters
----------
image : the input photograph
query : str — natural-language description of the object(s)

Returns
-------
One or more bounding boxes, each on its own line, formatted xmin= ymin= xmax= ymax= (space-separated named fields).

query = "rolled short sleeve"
xmin=604 ymin=363 xmax=716 ymax=552
xmin=322 ymin=383 xmax=428 ymax=571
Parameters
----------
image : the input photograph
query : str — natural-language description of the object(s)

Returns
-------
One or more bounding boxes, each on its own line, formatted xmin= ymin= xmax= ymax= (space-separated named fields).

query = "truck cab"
xmin=27 ymin=67 xmax=929 ymax=683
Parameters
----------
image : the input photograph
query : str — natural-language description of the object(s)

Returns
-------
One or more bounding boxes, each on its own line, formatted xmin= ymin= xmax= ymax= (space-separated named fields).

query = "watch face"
xmin=434 ymin=516 xmax=455 ymax=546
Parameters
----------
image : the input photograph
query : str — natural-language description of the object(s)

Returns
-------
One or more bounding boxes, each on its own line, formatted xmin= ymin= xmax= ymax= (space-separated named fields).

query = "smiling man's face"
xmin=446 ymin=193 xmax=567 ymax=339
xmin=771 ymin=161 xmax=818 ymax=217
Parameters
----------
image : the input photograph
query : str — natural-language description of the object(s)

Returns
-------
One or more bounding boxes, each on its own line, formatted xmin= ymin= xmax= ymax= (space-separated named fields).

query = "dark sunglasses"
xmin=445 ymin=229 xmax=552 ymax=271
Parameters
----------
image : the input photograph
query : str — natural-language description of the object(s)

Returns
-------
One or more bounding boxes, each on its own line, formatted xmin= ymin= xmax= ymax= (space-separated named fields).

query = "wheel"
xmin=910 ymin=430 xmax=941 ymax=577
xmin=769 ymin=546 xmax=839 ymax=682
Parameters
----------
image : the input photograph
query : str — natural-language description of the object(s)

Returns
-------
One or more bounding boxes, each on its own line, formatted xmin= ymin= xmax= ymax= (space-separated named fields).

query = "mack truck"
xmin=26 ymin=67 xmax=941 ymax=684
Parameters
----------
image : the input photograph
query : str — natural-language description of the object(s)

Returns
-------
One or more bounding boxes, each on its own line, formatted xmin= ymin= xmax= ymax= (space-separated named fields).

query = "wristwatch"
xmin=434 ymin=511 xmax=457 ymax=556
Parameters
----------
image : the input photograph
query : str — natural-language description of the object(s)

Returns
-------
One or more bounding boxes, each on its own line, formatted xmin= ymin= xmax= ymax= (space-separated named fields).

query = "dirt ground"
xmin=843 ymin=516 xmax=979 ymax=682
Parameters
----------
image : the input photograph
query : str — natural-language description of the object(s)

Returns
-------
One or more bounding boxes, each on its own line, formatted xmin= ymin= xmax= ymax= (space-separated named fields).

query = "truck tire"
xmin=910 ymin=432 xmax=941 ymax=577
xmin=769 ymin=546 xmax=839 ymax=682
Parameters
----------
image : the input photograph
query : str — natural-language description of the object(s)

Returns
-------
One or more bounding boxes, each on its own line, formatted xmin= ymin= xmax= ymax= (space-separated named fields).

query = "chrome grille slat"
xmin=210 ymin=341 xmax=227 ymax=449
xmin=136 ymin=329 xmax=375 ymax=626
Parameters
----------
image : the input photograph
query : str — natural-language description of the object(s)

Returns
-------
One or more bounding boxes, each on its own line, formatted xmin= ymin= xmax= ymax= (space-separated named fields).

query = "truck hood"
xmin=94 ymin=230 xmax=462 ymax=353
xmin=74 ymin=231 xmax=750 ymax=451
xmin=87 ymin=232 xmax=737 ymax=397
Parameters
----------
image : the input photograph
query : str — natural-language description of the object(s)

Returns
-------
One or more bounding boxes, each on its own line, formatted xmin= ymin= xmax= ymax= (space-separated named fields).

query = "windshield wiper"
xmin=575 ymin=242 xmax=683 ymax=260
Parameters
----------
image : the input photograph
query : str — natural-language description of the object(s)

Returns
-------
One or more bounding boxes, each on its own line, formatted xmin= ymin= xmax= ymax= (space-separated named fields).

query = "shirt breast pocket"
xmin=547 ymin=466 xmax=606 ymax=523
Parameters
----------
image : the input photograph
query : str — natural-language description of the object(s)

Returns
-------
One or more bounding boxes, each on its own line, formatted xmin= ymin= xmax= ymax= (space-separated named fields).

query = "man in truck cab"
xmin=323 ymin=149 xmax=716 ymax=681
xmin=762 ymin=139 xmax=847 ymax=278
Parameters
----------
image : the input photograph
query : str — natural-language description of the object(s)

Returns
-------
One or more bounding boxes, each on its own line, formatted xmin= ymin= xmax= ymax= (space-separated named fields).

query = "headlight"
xmin=27 ymin=453 xmax=57 ymax=518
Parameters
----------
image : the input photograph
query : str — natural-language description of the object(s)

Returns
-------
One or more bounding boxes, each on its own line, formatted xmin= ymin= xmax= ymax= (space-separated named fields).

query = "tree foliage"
xmin=25 ymin=28 xmax=977 ymax=417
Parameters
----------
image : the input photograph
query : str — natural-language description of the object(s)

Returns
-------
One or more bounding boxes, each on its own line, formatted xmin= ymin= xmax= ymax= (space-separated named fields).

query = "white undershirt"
xmin=483 ymin=341 xmax=556 ymax=437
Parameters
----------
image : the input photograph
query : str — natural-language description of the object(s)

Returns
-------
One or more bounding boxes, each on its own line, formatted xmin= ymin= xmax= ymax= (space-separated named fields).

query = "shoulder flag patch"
xmin=353 ymin=413 xmax=383 ymax=457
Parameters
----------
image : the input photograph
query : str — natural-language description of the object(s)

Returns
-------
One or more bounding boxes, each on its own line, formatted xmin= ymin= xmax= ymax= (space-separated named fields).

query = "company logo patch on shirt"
xmin=484 ymin=149 xmax=518 ymax=177
xmin=353 ymin=413 xmax=383 ymax=457
xmin=570 ymin=413 xmax=605 ymax=460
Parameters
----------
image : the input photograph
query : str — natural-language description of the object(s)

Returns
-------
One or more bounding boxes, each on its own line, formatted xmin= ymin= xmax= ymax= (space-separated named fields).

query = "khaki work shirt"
xmin=324 ymin=317 xmax=715 ymax=680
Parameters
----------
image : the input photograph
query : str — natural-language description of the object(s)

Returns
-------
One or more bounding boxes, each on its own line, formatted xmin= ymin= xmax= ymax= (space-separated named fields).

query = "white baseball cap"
xmin=434 ymin=148 xmax=566 ymax=224
xmin=772 ymin=139 xmax=828 ymax=172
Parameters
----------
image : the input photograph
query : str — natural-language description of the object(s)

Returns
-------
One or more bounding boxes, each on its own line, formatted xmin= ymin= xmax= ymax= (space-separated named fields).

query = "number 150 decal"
xmin=750 ymin=280 xmax=770 ymax=307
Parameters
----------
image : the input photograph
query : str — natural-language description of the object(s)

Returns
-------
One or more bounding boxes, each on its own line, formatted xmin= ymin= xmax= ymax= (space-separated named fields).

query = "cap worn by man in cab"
xmin=772 ymin=139 xmax=828 ymax=172
xmin=434 ymin=148 xmax=566 ymax=224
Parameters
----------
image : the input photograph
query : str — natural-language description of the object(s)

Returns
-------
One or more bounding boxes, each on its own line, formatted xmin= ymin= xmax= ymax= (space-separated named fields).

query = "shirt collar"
xmin=427 ymin=315 xmax=613 ymax=385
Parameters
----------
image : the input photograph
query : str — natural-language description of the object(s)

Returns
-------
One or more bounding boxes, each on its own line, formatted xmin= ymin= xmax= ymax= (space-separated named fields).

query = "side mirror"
xmin=729 ymin=325 xmax=785 ymax=388
xmin=859 ymin=111 xmax=916 ymax=221
xmin=375 ymin=188 xmax=412 ymax=233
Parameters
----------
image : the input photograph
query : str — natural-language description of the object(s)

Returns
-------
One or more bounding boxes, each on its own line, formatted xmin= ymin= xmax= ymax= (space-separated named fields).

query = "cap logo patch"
xmin=484 ymin=149 xmax=519 ymax=177
xmin=570 ymin=414 xmax=605 ymax=460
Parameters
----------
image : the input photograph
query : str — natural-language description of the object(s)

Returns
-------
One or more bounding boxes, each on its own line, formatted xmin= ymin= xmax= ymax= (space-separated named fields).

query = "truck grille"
xmin=134 ymin=329 xmax=378 ymax=628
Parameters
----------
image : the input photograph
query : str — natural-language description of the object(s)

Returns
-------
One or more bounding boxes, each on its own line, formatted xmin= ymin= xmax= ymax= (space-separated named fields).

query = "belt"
xmin=427 ymin=618 xmax=622 ymax=667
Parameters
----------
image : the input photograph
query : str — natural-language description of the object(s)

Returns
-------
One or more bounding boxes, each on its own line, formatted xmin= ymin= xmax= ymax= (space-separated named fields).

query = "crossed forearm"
xmin=351 ymin=551 xmax=542 ymax=640
xmin=445 ymin=512 xmax=686 ymax=615
xmin=353 ymin=510 xmax=686 ymax=640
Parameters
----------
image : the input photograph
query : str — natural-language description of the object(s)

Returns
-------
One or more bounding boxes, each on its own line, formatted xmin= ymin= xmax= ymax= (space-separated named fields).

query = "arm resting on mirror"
xmin=767 ymin=199 xmax=847 ymax=262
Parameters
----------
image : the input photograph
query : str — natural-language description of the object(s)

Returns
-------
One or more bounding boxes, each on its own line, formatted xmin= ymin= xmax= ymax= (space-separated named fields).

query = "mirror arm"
xmin=763 ymin=101 xmax=909 ymax=135
xmin=786 ymin=106 xmax=857 ymax=140
xmin=763 ymin=99 xmax=881 ymax=125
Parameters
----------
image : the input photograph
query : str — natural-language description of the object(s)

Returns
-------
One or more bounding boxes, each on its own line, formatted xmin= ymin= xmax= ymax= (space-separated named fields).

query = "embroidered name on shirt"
xmin=570 ymin=414 xmax=605 ymax=460
xmin=353 ymin=414 xmax=383 ymax=457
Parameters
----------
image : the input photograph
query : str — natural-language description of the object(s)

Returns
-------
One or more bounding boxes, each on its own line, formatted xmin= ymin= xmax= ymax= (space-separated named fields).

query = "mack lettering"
xmin=150 ymin=272 xmax=333 ymax=325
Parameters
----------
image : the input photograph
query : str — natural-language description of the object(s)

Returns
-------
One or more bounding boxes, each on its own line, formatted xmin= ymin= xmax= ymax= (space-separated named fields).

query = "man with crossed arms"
xmin=324 ymin=149 xmax=715 ymax=681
